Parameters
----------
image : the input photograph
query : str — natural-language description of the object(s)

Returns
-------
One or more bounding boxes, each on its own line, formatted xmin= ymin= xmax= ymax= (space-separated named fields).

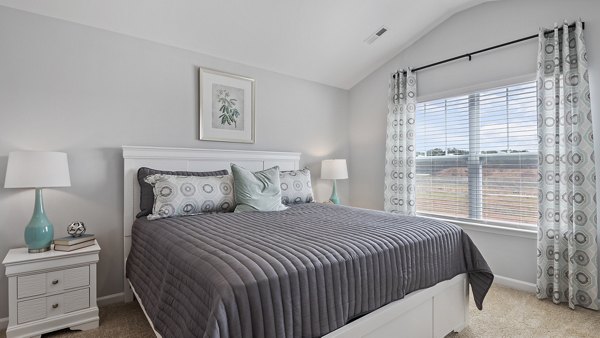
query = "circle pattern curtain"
xmin=536 ymin=20 xmax=598 ymax=310
xmin=384 ymin=70 xmax=417 ymax=215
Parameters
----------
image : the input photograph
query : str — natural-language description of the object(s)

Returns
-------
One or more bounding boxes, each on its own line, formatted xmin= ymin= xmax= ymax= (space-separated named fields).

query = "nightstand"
xmin=2 ymin=241 xmax=100 ymax=338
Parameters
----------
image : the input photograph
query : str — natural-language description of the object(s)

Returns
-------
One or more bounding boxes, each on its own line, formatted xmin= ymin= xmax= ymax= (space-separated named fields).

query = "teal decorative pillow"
xmin=144 ymin=174 xmax=235 ymax=220
xmin=279 ymin=168 xmax=314 ymax=204
xmin=231 ymin=164 xmax=288 ymax=212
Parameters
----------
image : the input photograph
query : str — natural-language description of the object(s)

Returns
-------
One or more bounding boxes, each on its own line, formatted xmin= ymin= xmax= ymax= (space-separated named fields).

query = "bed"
xmin=122 ymin=146 xmax=493 ymax=338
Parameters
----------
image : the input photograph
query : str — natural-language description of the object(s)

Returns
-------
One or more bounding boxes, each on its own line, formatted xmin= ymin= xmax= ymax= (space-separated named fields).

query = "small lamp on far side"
xmin=321 ymin=159 xmax=348 ymax=205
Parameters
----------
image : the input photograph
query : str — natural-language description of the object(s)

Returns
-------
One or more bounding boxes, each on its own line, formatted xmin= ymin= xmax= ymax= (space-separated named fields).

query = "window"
xmin=415 ymin=81 xmax=538 ymax=228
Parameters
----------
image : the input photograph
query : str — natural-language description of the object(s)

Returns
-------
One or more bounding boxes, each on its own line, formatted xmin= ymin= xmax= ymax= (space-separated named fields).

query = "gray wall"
xmin=0 ymin=6 xmax=349 ymax=319
xmin=349 ymin=0 xmax=600 ymax=286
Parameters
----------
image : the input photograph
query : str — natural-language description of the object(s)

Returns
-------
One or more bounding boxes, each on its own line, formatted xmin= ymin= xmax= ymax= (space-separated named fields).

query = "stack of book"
xmin=53 ymin=234 xmax=96 ymax=252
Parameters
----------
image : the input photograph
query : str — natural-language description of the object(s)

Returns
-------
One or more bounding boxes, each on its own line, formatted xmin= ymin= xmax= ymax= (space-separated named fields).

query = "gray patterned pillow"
xmin=136 ymin=167 xmax=228 ymax=218
xmin=279 ymin=168 xmax=314 ymax=205
xmin=144 ymin=174 xmax=235 ymax=220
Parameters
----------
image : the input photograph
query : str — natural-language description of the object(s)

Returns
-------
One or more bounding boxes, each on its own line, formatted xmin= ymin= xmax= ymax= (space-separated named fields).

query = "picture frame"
xmin=198 ymin=67 xmax=255 ymax=143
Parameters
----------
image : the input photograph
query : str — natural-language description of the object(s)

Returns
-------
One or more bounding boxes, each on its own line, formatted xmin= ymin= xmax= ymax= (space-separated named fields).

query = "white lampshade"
xmin=321 ymin=159 xmax=348 ymax=180
xmin=4 ymin=151 xmax=71 ymax=188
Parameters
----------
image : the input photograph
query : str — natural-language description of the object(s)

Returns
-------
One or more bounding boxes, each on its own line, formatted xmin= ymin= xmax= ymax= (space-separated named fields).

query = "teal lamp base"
xmin=25 ymin=188 xmax=54 ymax=253
xmin=329 ymin=179 xmax=341 ymax=205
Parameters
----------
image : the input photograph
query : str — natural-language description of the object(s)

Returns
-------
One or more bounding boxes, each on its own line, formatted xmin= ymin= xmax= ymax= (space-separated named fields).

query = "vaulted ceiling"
xmin=0 ymin=0 xmax=495 ymax=89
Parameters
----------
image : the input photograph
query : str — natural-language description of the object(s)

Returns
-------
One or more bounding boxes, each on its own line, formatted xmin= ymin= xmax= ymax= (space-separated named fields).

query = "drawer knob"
xmin=52 ymin=303 xmax=59 ymax=309
xmin=52 ymin=279 xmax=59 ymax=285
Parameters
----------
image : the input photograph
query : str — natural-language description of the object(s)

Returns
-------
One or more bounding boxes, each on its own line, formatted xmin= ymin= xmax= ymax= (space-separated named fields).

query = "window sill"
xmin=420 ymin=215 xmax=538 ymax=240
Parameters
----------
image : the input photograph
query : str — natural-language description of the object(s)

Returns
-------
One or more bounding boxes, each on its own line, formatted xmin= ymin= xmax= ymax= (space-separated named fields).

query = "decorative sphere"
xmin=67 ymin=222 xmax=86 ymax=237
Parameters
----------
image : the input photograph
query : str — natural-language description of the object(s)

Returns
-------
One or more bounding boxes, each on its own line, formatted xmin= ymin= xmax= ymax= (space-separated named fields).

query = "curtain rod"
xmin=394 ymin=21 xmax=585 ymax=77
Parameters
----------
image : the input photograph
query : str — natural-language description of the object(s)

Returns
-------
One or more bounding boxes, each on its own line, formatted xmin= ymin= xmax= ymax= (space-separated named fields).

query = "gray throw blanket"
xmin=126 ymin=203 xmax=493 ymax=338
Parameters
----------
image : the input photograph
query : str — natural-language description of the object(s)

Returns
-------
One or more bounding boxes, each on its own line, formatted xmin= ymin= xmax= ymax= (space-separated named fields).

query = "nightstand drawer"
xmin=47 ymin=266 xmax=90 ymax=292
xmin=17 ymin=273 xmax=46 ymax=299
xmin=17 ymin=288 xmax=90 ymax=324
xmin=47 ymin=288 xmax=90 ymax=317
xmin=17 ymin=266 xmax=90 ymax=299
xmin=16 ymin=297 xmax=46 ymax=324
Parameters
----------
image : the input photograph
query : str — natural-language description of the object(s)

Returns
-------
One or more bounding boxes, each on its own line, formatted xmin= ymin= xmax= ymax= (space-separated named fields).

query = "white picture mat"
xmin=200 ymin=69 xmax=254 ymax=143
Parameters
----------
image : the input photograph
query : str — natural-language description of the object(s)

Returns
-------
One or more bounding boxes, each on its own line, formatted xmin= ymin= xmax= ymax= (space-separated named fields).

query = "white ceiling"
xmin=0 ymin=0 xmax=494 ymax=89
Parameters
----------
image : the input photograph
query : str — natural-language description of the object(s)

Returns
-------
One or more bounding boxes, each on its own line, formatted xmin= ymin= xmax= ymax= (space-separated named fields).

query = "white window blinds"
xmin=415 ymin=81 xmax=538 ymax=227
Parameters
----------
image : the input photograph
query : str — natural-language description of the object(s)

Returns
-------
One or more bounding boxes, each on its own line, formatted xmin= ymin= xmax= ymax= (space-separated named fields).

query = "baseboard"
xmin=97 ymin=292 xmax=125 ymax=306
xmin=0 ymin=316 xmax=7 ymax=330
xmin=493 ymin=275 xmax=536 ymax=293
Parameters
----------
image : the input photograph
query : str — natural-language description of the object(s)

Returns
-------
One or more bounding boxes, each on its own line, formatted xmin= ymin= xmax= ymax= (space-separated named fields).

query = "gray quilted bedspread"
xmin=126 ymin=203 xmax=493 ymax=338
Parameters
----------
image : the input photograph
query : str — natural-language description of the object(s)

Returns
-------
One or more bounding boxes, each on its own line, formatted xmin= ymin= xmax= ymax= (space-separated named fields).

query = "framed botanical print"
xmin=198 ymin=68 xmax=255 ymax=143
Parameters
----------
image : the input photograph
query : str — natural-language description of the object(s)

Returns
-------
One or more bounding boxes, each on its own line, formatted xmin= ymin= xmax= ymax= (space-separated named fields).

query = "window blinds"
xmin=415 ymin=81 xmax=538 ymax=226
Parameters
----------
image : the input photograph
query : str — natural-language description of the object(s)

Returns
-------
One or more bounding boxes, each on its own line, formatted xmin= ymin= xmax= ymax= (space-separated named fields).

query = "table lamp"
xmin=321 ymin=159 xmax=348 ymax=205
xmin=4 ymin=151 xmax=71 ymax=253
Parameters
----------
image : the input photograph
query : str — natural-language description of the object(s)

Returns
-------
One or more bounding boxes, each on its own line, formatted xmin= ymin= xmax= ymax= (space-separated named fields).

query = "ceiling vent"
xmin=364 ymin=26 xmax=388 ymax=45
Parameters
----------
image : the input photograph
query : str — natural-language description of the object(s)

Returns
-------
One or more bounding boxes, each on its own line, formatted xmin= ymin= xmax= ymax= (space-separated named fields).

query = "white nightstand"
xmin=2 ymin=241 xmax=101 ymax=338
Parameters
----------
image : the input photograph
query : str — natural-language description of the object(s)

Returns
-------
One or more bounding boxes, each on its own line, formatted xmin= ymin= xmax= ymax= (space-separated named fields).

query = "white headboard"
xmin=122 ymin=146 xmax=300 ymax=301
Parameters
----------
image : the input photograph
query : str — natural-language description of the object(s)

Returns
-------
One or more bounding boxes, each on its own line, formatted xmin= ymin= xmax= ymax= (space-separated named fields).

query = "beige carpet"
xmin=449 ymin=285 xmax=600 ymax=338
xmin=1 ymin=285 xmax=599 ymax=337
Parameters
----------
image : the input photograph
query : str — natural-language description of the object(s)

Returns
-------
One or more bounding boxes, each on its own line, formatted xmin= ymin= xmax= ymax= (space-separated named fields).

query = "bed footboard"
xmin=324 ymin=274 xmax=469 ymax=338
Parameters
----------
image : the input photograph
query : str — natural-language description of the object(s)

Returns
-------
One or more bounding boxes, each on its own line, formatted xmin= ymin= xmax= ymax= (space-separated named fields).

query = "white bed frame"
xmin=122 ymin=146 xmax=469 ymax=338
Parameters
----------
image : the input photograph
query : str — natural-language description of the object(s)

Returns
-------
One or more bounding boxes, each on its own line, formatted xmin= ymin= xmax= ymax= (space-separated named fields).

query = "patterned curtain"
xmin=536 ymin=20 xmax=598 ymax=310
xmin=384 ymin=70 xmax=417 ymax=214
